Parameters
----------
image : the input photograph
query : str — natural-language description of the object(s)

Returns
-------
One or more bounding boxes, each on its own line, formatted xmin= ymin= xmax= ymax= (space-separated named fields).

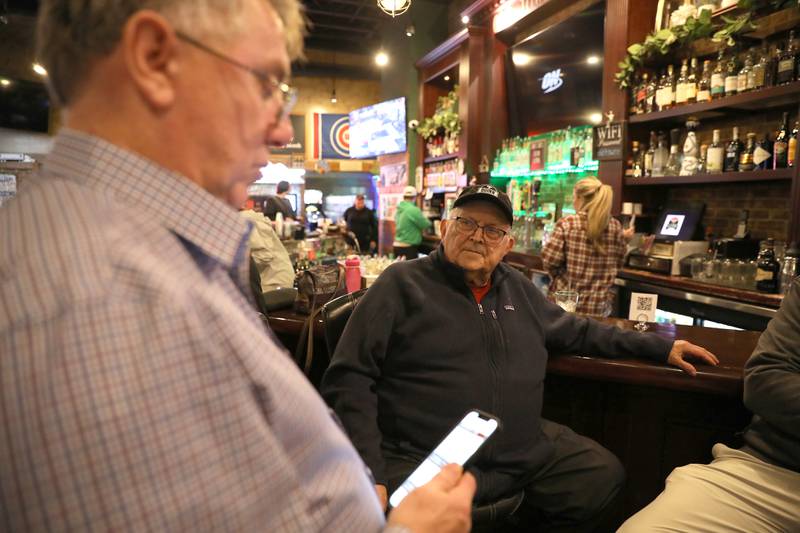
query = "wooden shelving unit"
xmin=625 ymin=168 xmax=794 ymax=186
xmin=629 ymin=81 xmax=800 ymax=125
xmin=423 ymin=153 xmax=462 ymax=164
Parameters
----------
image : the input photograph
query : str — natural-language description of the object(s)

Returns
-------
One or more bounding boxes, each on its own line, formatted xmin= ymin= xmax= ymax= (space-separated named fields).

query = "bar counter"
xmin=268 ymin=310 xmax=758 ymax=397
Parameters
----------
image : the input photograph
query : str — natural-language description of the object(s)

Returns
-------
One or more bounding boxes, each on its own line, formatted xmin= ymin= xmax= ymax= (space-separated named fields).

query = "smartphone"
xmin=388 ymin=410 xmax=500 ymax=509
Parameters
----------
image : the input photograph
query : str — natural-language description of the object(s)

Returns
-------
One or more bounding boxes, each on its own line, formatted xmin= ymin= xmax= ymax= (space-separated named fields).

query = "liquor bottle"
xmin=636 ymin=73 xmax=649 ymax=114
xmin=752 ymin=44 xmax=769 ymax=89
xmin=739 ymin=132 xmax=757 ymax=172
xmin=655 ymin=69 xmax=666 ymax=111
xmin=631 ymin=141 xmax=643 ymax=177
xmin=666 ymin=128 xmax=682 ymax=175
xmin=774 ymin=111 xmax=790 ymax=169
xmin=680 ymin=117 xmax=699 ymax=176
xmin=697 ymin=59 xmax=712 ymax=102
xmin=776 ymin=30 xmax=797 ymax=85
xmin=629 ymin=74 xmax=639 ymax=115
xmin=738 ymin=50 xmax=753 ymax=93
xmin=686 ymin=57 xmax=698 ymax=104
xmin=652 ymin=132 xmax=669 ymax=177
xmin=755 ymin=133 xmax=773 ymax=170
xmin=711 ymin=51 xmax=726 ymax=99
xmin=663 ymin=65 xmax=676 ymax=110
xmin=724 ymin=127 xmax=743 ymax=172
xmin=789 ymin=120 xmax=799 ymax=168
xmin=706 ymin=129 xmax=725 ymax=173
xmin=646 ymin=72 xmax=657 ymax=113
xmin=724 ymin=52 xmax=739 ymax=97
xmin=756 ymin=238 xmax=780 ymax=293
xmin=676 ymin=58 xmax=690 ymax=105
xmin=766 ymin=45 xmax=781 ymax=87
xmin=644 ymin=131 xmax=657 ymax=176
xmin=698 ymin=144 xmax=709 ymax=173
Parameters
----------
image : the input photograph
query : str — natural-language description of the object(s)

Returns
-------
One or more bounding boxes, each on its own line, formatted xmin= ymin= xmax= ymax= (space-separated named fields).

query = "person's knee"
xmin=574 ymin=448 xmax=625 ymax=520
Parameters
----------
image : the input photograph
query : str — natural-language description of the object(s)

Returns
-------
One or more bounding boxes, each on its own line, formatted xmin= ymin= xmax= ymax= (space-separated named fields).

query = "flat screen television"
xmin=0 ymin=79 xmax=51 ymax=133
xmin=654 ymin=203 xmax=705 ymax=241
xmin=506 ymin=3 xmax=605 ymax=136
xmin=349 ymin=97 xmax=407 ymax=158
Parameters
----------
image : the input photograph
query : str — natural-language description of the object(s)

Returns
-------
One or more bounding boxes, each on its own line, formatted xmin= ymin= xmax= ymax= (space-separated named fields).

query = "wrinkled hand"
xmin=387 ymin=464 xmax=475 ymax=533
xmin=668 ymin=340 xmax=719 ymax=377
xmin=375 ymin=484 xmax=388 ymax=511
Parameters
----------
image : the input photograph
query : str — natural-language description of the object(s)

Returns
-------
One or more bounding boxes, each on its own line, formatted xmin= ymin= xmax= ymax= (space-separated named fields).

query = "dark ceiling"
xmin=2 ymin=0 xmax=440 ymax=54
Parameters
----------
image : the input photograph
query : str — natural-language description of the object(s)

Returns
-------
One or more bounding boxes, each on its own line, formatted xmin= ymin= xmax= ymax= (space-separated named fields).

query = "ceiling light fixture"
xmin=0 ymin=79 xmax=10 ymax=87
xmin=444 ymin=75 xmax=450 ymax=81
xmin=32 ymin=63 xmax=47 ymax=76
xmin=405 ymin=24 xmax=415 ymax=37
xmin=511 ymin=52 xmax=532 ymax=66
xmin=375 ymin=51 xmax=389 ymax=67
xmin=377 ymin=0 xmax=410 ymax=18
xmin=589 ymin=112 xmax=603 ymax=124
xmin=586 ymin=55 xmax=600 ymax=65
xmin=330 ymin=89 xmax=338 ymax=104
xmin=461 ymin=15 xmax=470 ymax=24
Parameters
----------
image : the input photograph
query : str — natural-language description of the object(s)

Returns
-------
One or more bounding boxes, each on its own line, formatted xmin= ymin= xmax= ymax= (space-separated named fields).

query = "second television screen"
xmin=349 ymin=97 xmax=407 ymax=158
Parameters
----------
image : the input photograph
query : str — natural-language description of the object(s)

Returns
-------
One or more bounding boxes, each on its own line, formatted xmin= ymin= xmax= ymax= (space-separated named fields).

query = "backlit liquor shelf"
xmin=629 ymin=80 xmax=800 ymax=125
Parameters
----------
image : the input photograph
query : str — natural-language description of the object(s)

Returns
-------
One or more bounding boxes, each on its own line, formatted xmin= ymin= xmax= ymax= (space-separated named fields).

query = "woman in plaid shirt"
xmin=542 ymin=177 xmax=634 ymax=316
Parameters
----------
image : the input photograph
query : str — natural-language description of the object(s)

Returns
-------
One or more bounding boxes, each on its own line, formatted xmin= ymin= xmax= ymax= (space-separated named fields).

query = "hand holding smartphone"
xmin=388 ymin=410 xmax=500 ymax=509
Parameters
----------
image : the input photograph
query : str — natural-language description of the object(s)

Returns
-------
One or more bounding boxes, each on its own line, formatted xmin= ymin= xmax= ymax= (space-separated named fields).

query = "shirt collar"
xmin=43 ymin=129 xmax=251 ymax=272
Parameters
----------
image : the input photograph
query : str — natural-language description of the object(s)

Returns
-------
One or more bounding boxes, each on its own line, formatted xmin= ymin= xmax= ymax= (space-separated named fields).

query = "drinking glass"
xmin=554 ymin=290 xmax=579 ymax=313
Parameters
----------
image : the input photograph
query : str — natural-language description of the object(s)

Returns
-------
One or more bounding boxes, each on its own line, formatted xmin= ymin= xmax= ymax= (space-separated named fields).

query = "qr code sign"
xmin=636 ymin=296 xmax=653 ymax=312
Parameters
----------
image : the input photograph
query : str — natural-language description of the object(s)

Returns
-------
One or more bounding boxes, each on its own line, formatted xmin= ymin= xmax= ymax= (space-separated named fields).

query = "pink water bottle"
xmin=345 ymin=256 xmax=362 ymax=293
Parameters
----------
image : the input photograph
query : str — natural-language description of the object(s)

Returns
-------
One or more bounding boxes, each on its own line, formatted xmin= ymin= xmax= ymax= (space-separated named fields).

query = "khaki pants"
xmin=618 ymin=443 xmax=800 ymax=532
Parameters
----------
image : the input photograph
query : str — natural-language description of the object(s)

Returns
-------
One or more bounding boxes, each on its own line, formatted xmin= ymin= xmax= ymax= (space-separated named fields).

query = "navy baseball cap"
xmin=453 ymin=185 xmax=514 ymax=225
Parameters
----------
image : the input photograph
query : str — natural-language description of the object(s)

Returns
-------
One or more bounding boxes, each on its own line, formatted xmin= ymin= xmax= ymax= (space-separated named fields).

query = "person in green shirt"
xmin=393 ymin=186 xmax=431 ymax=260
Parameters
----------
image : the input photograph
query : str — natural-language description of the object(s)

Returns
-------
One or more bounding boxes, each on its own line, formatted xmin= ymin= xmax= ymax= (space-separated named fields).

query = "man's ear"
xmin=121 ymin=10 xmax=180 ymax=110
xmin=440 ymin=218 xmax=450 ymax=239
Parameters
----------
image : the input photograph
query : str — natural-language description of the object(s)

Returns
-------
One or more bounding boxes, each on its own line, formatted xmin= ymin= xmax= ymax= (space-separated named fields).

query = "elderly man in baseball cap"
xmin=323 ymin=184 xmax=717 ymax=530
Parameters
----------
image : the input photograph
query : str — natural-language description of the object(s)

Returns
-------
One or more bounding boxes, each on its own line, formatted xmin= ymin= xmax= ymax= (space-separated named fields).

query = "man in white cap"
xmin=393 ymin=185 xmax=431 ymax=260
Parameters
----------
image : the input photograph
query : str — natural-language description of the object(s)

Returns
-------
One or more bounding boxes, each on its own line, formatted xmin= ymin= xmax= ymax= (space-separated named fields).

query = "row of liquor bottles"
xmin=628 ymin=112 xmax=797 ymax=177
xmin=629 ymin=30 xmax=800 ymax=115
xmin=423 ymin=159 xmax=463 ymax=189
xmin=491 ymin=126 xmax=596 ymax=177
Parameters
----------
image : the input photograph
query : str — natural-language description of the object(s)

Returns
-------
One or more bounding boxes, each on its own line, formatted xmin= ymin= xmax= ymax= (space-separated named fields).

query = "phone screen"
xmin=388 ymin=410 xmax=499 ymax=508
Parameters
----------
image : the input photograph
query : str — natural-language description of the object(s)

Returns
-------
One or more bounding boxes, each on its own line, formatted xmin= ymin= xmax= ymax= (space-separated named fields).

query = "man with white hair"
xmin=0 ymin=1 xmax=474 ymax=531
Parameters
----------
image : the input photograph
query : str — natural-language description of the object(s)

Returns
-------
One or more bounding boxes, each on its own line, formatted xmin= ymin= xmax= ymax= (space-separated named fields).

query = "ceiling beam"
xmin=305 ymin=8 xmax=383 ymax=22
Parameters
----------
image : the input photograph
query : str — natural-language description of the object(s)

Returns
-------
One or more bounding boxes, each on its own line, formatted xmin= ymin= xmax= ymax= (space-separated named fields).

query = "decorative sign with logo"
xmin=313 ymin=113 xmax=350 ymax=159
xmin=593 ymin=121 xmax=626 ymax=161
xmin=271 ymin=115 xmax=305 ymax=155
xmin=540 ymin=68 xmax=564 ymax=94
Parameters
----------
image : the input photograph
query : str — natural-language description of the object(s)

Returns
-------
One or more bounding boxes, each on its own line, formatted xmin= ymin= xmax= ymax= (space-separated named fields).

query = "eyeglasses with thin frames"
xmin=452 ymin=216 xmax=509 ymax=244
xmin=174 ymin=30 xmax=297 ymax=121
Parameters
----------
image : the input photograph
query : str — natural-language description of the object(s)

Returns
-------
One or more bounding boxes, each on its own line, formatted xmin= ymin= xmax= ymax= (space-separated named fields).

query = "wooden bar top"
xmin=267 ymin=310 xmax=759 ymax=398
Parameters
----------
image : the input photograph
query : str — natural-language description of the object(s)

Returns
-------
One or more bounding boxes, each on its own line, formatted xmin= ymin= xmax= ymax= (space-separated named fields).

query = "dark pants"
xmin=384 ymin=419 xmax=624 ymax=533
xmin=393 ymin=245 xmax=419 ymax=260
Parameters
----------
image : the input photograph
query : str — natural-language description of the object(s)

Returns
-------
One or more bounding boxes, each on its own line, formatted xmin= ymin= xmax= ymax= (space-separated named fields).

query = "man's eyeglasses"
xmin=452 ymin=216 xmax=509 ymax=244
xmin=175 ymin=30 xmax=297 ymax=121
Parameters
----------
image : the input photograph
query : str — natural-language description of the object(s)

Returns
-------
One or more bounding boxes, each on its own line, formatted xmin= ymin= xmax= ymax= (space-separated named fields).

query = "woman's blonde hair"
xmin=574 ymin=177 xmax=613 ymax=254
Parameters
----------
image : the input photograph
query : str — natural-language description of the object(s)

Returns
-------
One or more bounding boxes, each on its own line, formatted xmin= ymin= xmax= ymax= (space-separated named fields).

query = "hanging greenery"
xmin=615 ymin=0 xmax=797 ymax=89
xmin=409 ymin=86 xmax=462 ymax=141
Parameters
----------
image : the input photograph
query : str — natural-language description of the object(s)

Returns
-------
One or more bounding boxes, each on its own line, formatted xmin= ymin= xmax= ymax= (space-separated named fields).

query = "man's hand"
xmin=668 ymin=340 xmax=719 ymax=377
xmin=387 ymin=464 xmax=475 ymax=533
xmin=376 ymin=484 xmax=388 ymax=511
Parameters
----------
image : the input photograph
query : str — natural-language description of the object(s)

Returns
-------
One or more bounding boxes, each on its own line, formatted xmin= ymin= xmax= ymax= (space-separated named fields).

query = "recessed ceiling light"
xmin=0 ymin=79 xmax=10 ymax=87
xmin=32 ymin=63 xmax=47 ymax=76
xmin=589 ymin=112 xmax=603 ymax=124
xmin=512 ymin=52 xmax=532 ymax=66
xmin=375 ymin=51 xmax=389 ymax=67
xmin=444 ymin=75 xmax=450 ymax=81
xmin=461 ymin=15 xmax=470 ymax=24
xmin=587 ymin=55 xmax=600 ymax=65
